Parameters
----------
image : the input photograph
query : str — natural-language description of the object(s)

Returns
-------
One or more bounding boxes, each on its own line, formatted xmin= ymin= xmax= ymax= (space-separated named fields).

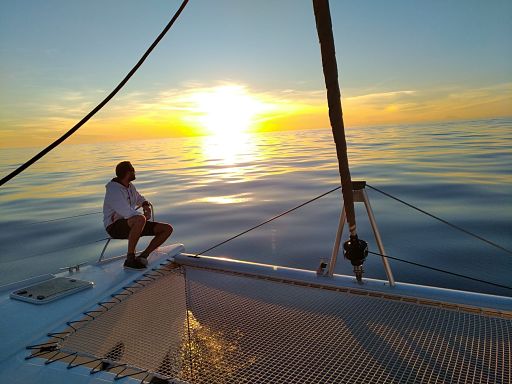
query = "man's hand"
xmin=143 ymin=206 xmax=152 ymax=220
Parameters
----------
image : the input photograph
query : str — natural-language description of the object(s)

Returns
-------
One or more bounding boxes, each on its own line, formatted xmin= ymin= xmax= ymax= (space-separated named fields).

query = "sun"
xmin=191 ymin=85 xmax=267 ymax=136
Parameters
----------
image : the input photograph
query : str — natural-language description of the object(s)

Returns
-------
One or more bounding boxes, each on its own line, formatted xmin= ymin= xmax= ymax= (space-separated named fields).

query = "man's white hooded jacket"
xmin=103 ymin=178 xmax=148 ymax=229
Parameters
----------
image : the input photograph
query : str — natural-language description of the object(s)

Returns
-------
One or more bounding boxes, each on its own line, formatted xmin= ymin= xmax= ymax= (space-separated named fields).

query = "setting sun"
xmin=190 ymin=85 xmax=269 ymax=136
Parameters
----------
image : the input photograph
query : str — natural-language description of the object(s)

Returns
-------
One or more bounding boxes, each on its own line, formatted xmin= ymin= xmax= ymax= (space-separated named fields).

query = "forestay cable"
xmin=0 ymin=0 xmax=190 ymax=187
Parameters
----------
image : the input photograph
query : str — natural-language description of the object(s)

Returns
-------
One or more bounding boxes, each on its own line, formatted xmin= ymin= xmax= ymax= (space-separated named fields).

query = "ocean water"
xmin=1 ymin=118 xmax=511 ymax=296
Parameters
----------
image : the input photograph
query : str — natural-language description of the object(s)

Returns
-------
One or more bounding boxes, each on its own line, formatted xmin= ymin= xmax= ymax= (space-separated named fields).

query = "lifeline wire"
xmin=368 ymin=250 xmax=512 ymax=291
xmin=194 ymin=185 xmax=341 ymax=257
xmin=367 ymin=183 xmax=512 ymax=256
xmin=24 ymin=237 xmax=110 ymax=260
xmin=193 ymin=184 xmax=510 ymax=291
xmin=10 ymin=182 xmax=509 ymax=291
xmin=0 ymin=0 xmax=190 ymax=187
xmin=13 ymin=211 xmax=102 ymax=227
xmin=17 ymin=203 xmax=151 ymax=228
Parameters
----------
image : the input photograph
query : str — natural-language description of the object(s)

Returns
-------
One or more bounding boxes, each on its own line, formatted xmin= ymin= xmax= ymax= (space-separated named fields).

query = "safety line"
xmin=191 ymin=183 xmax=510 ymax=291
xmin=368 ymin=250 xmax=512 ymax=291
xmin=194 ymin=185 xmax=341 ymax=257
xmin=9 ymin=211 xmax=102 ymax=228
xmin=0 ymin=0 xmax=190 ymax=187
xmin=23 ymin=237 xmax=110 ymax=259
xmin=9 ymin=202 xmax=152 ymax=228
xmin=367 ymin=184 xmax=512 ymax=256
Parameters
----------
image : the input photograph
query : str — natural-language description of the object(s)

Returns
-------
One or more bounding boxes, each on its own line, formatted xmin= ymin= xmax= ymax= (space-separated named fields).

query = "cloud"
xmin=340 ymin=83 xmax=512 ymax=126
xmin=345 ymin=90 xmax=417 ymax=102
xmin=1 ymin=82 xmax=511 ymax=148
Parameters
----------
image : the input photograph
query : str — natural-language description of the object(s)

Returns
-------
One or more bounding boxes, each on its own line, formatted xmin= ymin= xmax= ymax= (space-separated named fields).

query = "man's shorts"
xmin=106 ymin=218 xmax=158 ymax=239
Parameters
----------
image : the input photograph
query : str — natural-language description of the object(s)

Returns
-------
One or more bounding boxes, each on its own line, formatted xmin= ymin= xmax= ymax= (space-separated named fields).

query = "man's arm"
xmin=134 ymin=186 xmax=151 ymax=219
xmin=142 ymin=201 xmax=151 ymax=220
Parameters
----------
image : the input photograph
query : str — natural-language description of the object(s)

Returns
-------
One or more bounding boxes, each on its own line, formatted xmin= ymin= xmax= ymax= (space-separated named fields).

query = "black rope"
xmin=67 ymin=356 xmax=103 ymax=369
xmin=368 ymin=250 xmax=512 ymax=291
xmin=0 ymin=0 xmax=190 ymax=187
xmin=367 ymin=184 xmax=512 ymax=256
xmin=194 ymin=185 xmax=341 ymax=256
xmin=115 ymin=367 xmax=148 ymax=380
xmin=45 ymin=351 xmax=76 ymax=365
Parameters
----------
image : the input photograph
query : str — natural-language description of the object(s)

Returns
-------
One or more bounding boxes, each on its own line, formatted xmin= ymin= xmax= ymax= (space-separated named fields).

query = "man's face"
xmin=128 ymin=166 xmax=136 ymax=181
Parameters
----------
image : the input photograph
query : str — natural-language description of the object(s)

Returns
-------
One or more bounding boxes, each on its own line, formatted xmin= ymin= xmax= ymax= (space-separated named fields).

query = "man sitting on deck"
xmin=103 ymin=161 xmax=173 ymax=269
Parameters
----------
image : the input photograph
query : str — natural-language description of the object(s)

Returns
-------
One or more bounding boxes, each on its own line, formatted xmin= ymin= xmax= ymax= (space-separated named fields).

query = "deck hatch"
xmin=34 ymin=264 xmax=511 ymax=383
xmin=10 ymin=277 xmax=93 ymax=304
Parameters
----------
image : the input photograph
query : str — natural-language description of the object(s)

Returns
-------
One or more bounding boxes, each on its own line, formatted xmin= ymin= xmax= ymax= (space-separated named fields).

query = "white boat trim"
xmin=176 ymin=253 xmax=512 ymax=315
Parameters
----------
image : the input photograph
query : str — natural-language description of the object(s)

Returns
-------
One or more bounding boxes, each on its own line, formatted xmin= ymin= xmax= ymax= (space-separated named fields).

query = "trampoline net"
xmin=54 ymin=265 xmax=510 ymax=384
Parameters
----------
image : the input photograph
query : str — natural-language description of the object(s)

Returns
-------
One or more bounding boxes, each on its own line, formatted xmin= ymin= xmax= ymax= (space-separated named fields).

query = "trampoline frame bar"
xmin=174 ymin=253 xmax=512 ymax=316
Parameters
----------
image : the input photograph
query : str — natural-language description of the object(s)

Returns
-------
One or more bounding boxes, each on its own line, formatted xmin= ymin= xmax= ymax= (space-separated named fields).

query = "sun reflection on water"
xmin=179 ymin=310 xmax=255 ymax=383
xmin=201 ymin=132 xmax=258 ymax=165
xmin=189 ymin=193 xmax=253 ymax=205
xmin=198 ymin=131 xmax=261 ymax=185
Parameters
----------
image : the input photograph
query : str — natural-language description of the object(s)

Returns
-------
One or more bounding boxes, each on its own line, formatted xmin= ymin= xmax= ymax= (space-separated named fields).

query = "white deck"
xmin=0 ymin=245 xmax=510 ymax=383
xmin=0 ymin=244 xmax=185 ymax=384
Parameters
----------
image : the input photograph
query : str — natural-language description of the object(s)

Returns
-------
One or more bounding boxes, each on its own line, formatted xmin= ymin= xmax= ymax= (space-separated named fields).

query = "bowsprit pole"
xmin=312 ymin=0 xmax=368 ymax=282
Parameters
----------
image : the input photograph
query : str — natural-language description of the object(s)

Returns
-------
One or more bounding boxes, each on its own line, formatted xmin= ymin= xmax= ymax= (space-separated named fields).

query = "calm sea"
xmin=1 ymin=118 xmax=511 ymax=296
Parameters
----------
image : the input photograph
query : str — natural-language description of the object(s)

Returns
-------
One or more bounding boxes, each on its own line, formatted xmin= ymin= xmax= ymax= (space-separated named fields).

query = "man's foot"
xmin=137 ymin=251 xmax=150 ymax=266
xmin=137 ymin=256 xmax=148 ymax=267
xmin=123 ymin=254 xmax=146 ymax=270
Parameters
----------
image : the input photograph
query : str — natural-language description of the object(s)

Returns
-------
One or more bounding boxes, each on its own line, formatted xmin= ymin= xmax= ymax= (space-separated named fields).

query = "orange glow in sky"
xmin=1 ymin=1 xmax=511 ymax=148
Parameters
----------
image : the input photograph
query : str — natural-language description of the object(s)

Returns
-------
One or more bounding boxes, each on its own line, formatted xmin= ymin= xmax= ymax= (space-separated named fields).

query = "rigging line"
xmin=367 ymin=184 xmax=512 ymax=256
xmin=368 ymin=250 xmax=512 ymax=291
xmin=0 ymin=0 xmax=190 ymax=187
xmin=13 ymin=211 xmax=102 ymax=227
xmin=25 ymin=204 xmax=150 ymax=226
xmin=24 ymin=237 xmax=110 ymax=259
xmin=194 ymin=185 xmax=342 ymax=257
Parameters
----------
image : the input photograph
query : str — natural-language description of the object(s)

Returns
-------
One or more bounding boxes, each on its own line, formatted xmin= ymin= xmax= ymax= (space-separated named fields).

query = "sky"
xmin=0 ymin=0 xmax=511 ymax=148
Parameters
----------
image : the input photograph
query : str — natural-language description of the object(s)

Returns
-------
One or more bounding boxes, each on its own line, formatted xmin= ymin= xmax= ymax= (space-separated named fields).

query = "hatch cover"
xmin=10 ymin=277 xmax=93 ymax=304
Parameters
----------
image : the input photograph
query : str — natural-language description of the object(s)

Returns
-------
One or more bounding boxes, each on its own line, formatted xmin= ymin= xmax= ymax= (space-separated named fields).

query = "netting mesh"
xmin=56 ymin=265 xmax=511 ymax=383
xmin=61 ymin=268 xmax=188 ymax=378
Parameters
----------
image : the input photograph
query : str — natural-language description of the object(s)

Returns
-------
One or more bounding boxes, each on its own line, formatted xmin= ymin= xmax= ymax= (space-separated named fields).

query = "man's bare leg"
xmin=127 ymin=215 xmax=146 ymax=255
xmin=139 ymin=223 xmax=173 ymax=260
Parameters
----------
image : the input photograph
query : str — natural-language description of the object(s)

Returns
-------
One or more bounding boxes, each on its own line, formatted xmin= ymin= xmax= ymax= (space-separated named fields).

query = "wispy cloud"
xmin=345 ymin=90 xmax=417 ymax=102
xmin=2 ymin=82 xmax=511 ymax=148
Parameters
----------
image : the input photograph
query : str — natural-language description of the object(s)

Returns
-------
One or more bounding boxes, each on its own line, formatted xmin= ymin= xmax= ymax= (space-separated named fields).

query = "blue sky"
xmin=1 ymin=0 xmax=511 ymax=146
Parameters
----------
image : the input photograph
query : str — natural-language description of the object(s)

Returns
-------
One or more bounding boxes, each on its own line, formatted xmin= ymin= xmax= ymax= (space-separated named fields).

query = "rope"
xmin=194 ymin=185 xmax=341 ymax=256
xmin=190 ymin=183 xmax=511 ymax=291
xmin=12 ymin=211 xmax=102 ymax=227
xmin=8 ymin=180 xmax=508 ymax=293
xmin=13 ymin=203 xmax=152 ymax=228
xmin=368 ymin=250 xmax=512 ymax=291
xmin=23 ymin=237 xmax=110 ymax=259
xmin=367 ymin=184 xmax=512 ymax=256
xmin=0 ymin=0 xmax=190 ymax=187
